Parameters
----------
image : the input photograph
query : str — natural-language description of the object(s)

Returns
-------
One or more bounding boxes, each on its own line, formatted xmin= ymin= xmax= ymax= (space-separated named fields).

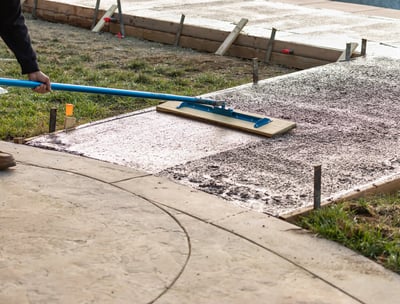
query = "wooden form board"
xmin=112 ymin=18 xmax=347 ymax=62
xmin=156 ymin=101 xmax=296 ymax=138
xmin=22 ymin=0 xmax=361 ymax=70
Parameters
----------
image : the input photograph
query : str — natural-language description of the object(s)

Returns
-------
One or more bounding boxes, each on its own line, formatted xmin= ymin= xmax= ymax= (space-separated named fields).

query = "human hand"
xmin=28 ymin=71 xmax=51 ymax=93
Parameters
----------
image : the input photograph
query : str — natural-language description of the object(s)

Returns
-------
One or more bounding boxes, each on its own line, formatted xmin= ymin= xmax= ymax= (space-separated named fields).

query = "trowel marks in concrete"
xmin=159 ymin=57 xmax=400 ymax=216
xmin=28 ymin=109 xmax=262 ymax=173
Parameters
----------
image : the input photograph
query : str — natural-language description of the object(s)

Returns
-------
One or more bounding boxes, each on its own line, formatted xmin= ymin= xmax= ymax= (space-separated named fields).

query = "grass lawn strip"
xmin=297 ymin=193 xmax=400 ymax=274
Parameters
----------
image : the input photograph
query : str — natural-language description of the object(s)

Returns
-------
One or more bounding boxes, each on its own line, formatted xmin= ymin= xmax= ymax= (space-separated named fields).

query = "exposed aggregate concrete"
xmin=29 ymin=57 xmax=400 ymax=216
xmin=159 ymin=57 xmax=400 ymax=215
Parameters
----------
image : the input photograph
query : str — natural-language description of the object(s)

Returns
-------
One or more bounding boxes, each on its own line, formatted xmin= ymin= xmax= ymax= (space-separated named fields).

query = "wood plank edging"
xmin=22 ymin=0 xmax=359 ymax=69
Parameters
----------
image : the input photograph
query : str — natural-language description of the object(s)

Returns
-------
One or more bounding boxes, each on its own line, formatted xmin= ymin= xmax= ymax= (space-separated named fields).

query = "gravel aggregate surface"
xmin=159 ymin=56 xmax=400 ymax=215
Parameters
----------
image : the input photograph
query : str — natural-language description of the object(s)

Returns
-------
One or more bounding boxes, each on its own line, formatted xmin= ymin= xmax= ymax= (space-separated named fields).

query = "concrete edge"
xmin=282 ymin=172 xmax=400 ymax=223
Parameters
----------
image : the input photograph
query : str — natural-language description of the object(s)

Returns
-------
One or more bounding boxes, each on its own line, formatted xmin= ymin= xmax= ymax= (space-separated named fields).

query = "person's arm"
xmin=0 ymin=0 xmax=50 ymax=93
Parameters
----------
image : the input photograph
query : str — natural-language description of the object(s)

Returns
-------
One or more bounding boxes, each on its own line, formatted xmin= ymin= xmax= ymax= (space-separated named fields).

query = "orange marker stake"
xmin=65 ymin=103 xmax=74 ymax=116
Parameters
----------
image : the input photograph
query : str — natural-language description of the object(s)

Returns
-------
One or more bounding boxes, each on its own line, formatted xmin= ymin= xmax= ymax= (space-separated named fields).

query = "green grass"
xmin=0 ymin=54 xmax=244 ymax=139
xmin=297 ymin=193 xmax=400 ymax=273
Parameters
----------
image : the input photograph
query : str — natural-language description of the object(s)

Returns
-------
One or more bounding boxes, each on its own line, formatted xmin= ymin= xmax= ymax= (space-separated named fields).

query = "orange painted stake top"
xmin=65 ymin=103 xmax=74 ymax=116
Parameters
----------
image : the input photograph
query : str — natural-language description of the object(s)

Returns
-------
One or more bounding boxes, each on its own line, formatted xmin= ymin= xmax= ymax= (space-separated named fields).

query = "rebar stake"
xmin=314 ymin=165 xmax=322 ymax=210
xmin=252 ymin=58 xmax=259 ymax=85
xmin=49 ymin=107 xmax=57 ymax=133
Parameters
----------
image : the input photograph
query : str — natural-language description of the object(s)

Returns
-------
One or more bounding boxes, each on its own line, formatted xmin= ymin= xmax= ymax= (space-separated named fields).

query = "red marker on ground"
xmin=281 ymin=48 xmax=294 ymax=55
xmin=104 ymin=17 xmax=116 ymax=23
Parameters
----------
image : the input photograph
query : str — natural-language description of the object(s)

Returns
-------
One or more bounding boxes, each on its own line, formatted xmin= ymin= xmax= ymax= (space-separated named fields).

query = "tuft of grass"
xmin=297 ymin=193 xmax=400 ymax=274
xmin=135 ymin=73 xmax=153 ymax=85
xmin=126 ymin=59 xmax=148 ymax=71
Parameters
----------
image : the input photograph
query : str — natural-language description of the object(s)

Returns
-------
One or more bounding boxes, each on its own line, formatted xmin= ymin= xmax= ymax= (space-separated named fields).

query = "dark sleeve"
xmin=0 ymin=0 xmax=39 ymax=74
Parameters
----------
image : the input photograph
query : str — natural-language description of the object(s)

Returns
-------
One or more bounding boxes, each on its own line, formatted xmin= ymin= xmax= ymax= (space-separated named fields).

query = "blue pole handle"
xmin=0 ymin=77 xmax=224 ymax=106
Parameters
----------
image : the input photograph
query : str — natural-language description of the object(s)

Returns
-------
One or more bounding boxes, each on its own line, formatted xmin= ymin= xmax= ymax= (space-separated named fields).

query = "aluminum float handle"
xmin=0 ymin=77 xmax=225 ymax=107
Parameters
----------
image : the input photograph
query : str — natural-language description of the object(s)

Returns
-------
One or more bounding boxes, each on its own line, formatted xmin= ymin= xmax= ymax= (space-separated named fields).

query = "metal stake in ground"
xmin=265 ymin=28 xmax=277 ymax=63
xmin=252 ymin=58 xmax=259 ymax=85
xmin=49 ymin=108 xmax=57 ymax=133
xmin=174 ymin=14 xmax=186 ymax=47
xmin=32 ymin=0 xmax=39 ymax=19
xmin=314 ymin=165 xmax=322 ymax=209
xmin=361 ymin=39 xmax=367 ymax=56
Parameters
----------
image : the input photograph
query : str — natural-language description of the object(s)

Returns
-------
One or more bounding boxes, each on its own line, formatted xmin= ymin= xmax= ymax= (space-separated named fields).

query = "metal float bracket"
xmin=176 ymin=102 xmax=271 ymax=128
